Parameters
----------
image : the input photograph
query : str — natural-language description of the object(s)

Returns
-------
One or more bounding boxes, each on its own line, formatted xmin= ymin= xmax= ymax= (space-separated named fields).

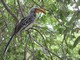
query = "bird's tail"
xmin=4 ymin=33 xmax=15 ymax=55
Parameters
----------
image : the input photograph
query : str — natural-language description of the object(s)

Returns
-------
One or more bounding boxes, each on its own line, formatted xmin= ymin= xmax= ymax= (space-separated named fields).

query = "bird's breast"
xmin=24 ymin=21 xmax=35 ymax=30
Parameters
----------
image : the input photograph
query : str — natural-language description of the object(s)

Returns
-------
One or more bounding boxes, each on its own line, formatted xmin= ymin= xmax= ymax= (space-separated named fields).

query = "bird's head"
xmin=30 ymin=7 xmax=46 ymax=14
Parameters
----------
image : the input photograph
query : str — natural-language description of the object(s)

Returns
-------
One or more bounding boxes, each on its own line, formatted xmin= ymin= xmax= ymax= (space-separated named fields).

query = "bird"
xmin=4 ymin=7 xmax=46 ymax=55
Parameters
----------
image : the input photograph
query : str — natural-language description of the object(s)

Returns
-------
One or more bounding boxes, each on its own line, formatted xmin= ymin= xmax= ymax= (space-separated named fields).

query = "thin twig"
xmin=32 ymin=0 xmax=42 ymax=8
xmin=4 ymin=20 xmax=8 ymax=29
xmin=61 ymin=27 xmax=68 ymax=59
xmin=1 ymin=0 xmax=18 ymax=22
xmin=30 ymin=28 xmax=53 ymax=60
xmin=41 ymin=0 xmax=44 ymax=7
xmin=28 ymin=28 xmax=62 ymax=60
xmin=28 ymin=30 xmax=36 ymax=60
xmin=24 ymin=33 xmax=32 ymax=60
xmin=17 ymin=0 xmax=25 ymax=17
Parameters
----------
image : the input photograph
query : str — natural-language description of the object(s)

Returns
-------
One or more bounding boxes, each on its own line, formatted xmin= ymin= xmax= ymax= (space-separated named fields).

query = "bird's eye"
xmin=35 ymin=9 xmax=37 ymax=11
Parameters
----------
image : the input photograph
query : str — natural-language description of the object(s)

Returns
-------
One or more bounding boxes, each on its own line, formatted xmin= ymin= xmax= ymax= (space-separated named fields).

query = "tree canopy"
xmin=0 ymin=0 xmax=80 ymax=60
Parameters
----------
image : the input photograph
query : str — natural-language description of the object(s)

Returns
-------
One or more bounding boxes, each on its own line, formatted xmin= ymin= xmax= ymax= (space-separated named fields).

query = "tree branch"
xmin=1 ymin=0 xmax=18 ymax=22
xmin=30 ymin=28 xmax=53 ymax=60
xmin=28 ymin=28 xmax=62 ymax=60
xmin=41 ymin=0 xmax=44 ymax=7
xmin=28 ymin=30 xmax=36 ymax=60
xmin=32 ymin=0 xmax=42 ymax=8
xmin=17 ymin=0 xmax=25 ymax=18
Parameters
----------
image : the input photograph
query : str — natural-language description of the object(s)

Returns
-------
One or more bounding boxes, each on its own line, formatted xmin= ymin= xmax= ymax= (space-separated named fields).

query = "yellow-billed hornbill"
xmin=4 ymin=7 xmax=46 ymax=55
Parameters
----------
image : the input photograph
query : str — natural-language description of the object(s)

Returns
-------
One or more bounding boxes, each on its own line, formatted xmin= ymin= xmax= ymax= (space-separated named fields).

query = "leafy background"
xmin=0 ymin=0 xmax=80 ymax=60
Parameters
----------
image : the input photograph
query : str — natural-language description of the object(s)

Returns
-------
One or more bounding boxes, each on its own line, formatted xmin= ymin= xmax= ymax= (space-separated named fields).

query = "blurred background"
xmin=0 ymin=0 xmax=80 ymax=60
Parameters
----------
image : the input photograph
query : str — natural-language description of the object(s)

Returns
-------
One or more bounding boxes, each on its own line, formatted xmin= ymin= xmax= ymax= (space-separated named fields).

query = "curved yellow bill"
xmin=35 ymin=8 xmax=46 ymax=14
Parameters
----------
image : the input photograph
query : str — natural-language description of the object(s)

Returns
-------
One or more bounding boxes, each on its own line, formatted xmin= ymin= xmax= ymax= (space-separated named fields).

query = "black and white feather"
xmin=4 ymin=8 xmax=37 ymax=55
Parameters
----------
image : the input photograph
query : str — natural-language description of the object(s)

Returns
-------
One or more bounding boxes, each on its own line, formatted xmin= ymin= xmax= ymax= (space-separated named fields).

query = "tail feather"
xmin=4 ymin=33 xmax=15 ymax=55
xmin=4 ymin=23 xmax=22 ymax=55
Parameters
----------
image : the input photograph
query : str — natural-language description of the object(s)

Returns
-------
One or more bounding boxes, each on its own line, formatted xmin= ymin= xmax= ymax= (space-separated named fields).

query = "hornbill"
xmin=4 ymin=7 xmax=46 ymax=55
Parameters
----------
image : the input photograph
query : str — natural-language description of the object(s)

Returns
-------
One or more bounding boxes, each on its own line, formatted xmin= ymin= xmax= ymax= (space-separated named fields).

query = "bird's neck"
xmin=29 ymin=13 xmax=36 ymax=17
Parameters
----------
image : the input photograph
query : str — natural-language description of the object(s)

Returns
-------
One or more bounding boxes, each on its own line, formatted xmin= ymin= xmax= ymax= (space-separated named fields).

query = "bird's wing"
xmin=4 ymin=14 xmax=36 ymax=55
xmin=4 ymin=17 xmax=28 ymax=55
xmin=19 ymin=15 xmax=36 ymax=30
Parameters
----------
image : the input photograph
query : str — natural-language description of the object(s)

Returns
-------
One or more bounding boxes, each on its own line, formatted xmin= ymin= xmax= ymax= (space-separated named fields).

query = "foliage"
xmin=0 ymin=0 xmax=80 ymax=60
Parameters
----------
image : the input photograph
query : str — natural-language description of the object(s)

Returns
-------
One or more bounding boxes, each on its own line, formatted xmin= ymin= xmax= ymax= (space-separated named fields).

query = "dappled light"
xmin=0 ymin=0 xmax=80 ymax=60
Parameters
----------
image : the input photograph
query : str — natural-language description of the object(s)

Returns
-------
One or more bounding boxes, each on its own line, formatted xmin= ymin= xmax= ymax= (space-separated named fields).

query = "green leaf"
xmin=73 ymin=36 xmax=80 ymax=48
xmin=0 ymin=19 xmax=4 ymax=27
xmin=78 ymin=49 xmax=80 ymax=55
